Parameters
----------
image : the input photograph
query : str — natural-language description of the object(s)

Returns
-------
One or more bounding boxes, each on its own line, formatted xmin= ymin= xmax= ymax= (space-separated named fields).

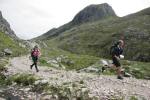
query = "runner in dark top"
xmin=101 ymin=40 xmax=126 ymax=79
xmin=112 ymin=40 xmax=124 ymax=79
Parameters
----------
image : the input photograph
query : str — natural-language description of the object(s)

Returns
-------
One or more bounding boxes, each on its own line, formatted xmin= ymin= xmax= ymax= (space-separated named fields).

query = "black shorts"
xmin=112 ymin=57 xmax=121 ymax=67
xmin=32 ymin=56 xmax=38 ymax=63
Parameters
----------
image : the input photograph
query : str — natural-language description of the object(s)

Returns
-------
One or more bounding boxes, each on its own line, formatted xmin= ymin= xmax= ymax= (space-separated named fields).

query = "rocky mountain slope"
xmin=0 ymin=11 xmax=27 ymax=57
xmin=35 ymin=4 xmax=150 ymax=62
xmin=0 ymin=11 xmax=17 ymax=39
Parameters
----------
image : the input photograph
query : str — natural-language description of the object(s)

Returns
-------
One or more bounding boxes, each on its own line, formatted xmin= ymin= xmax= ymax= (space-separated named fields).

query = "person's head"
xmin=118 ymin=40 xmax=124 ymax=47
xmin=33 ymin=45 xmax=38 ymax=50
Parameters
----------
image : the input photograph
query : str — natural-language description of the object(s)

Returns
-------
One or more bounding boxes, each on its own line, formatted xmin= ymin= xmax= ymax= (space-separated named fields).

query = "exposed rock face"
xmin=0 ymin=11 xmax=17 ymax=39
xmin=72 ymin=3 xmax=117 ymax=24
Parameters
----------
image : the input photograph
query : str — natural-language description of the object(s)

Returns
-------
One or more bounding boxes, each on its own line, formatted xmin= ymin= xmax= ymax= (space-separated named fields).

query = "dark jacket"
xmin=112 ymin=46 xmax=123 ymax=57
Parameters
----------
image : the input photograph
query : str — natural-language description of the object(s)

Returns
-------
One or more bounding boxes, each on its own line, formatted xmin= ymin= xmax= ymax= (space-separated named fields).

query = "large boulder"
xmin=3 ymin=48 xmax=12 ymax=55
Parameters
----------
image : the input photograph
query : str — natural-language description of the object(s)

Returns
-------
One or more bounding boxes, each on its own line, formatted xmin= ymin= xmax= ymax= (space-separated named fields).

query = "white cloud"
xmin=0 ymin=0 xmax=150 ymax=39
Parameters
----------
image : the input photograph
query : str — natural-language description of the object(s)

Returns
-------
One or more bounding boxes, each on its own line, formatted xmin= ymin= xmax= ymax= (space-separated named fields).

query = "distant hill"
xmin=35 ymin=4 xmax=150 ymax=62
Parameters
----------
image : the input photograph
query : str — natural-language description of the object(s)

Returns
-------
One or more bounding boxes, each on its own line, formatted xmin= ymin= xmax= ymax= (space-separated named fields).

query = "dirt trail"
xmin=6 ymin=55 xmax=150 ymax=99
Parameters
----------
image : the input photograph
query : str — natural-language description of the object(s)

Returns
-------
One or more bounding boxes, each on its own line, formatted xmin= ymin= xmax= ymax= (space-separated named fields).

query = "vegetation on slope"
xmin=51 ymin=14 xmax=150 ymax=62
xmin=0 ymin=31 xmax=27 ymax=57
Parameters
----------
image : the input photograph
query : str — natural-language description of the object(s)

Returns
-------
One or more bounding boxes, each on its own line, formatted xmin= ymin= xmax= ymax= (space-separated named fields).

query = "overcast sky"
xmin=0 ymin=0 xmax=150 ymax=39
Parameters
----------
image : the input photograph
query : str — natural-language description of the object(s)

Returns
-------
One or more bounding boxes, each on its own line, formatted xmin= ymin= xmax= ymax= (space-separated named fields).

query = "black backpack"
xmin=110 ymin=43 xmax=118 ymax=55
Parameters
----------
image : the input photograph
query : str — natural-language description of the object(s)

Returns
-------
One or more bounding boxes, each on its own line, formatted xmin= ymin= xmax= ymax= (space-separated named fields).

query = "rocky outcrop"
xmin=72 ymin=3 xmax=117 ymax=25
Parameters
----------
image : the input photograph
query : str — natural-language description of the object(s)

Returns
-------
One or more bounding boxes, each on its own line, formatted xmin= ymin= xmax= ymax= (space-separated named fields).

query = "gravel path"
xmin=5 ymin=55 xmax=150 ymax=99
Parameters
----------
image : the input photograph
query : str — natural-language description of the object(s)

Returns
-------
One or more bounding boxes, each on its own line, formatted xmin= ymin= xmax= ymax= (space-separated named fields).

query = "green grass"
xmin=39 ymin=44 xmax=100 ymax=70
xmin=121 ymin=60 xmax=150 ymax=79
xmin=0 ymin=31 xmax=27 ymax=57
xmin=0 ymin=58 xmax=8 ymax=72
xmin=34 ymin=39 xmax=99 ymax=70
xmin=102 ymin=59 xmax=150 ymax=79
xmin=37 ymin=39 xmax=150 ymax=79
xmin=0 ymin=73 xmax=37 ymax=86
xmin=0 ymin=58 xmax=9 ymax=85
xmin=34 ymin=36 xmax=150 ymax=79
xmin=130 ymin=96 xmax=138 ymax=100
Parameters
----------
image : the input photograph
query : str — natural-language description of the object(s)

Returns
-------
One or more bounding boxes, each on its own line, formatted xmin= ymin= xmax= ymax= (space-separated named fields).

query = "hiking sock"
xmin=102 ymin=66 xmax=106 ymax=73
xmin=36 ymin=69 xmax=39 ymax=72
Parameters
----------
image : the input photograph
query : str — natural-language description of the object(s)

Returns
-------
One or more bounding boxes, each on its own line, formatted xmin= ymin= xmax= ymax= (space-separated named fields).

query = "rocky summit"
xmin=72 ymin=3 xmax=117 ymax=25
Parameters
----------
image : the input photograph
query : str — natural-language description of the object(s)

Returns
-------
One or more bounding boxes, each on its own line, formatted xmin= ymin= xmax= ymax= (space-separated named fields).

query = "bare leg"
xmin=108 ymin=64 xmax=123 ymax=79
xmin=116 ymin=67 xmax=122 ymax=76
xmin=108 ymin=64 xmax=117 ymax=70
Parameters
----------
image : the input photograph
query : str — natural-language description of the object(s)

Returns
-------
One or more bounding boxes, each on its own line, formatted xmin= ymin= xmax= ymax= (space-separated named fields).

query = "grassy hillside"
xmin=44 ymin=13 xmax=150 ymax=62
xmin=35 ymin=39 xmax=100 ymax=70
xmin=0 ymin=31 xmax=27 ymax=57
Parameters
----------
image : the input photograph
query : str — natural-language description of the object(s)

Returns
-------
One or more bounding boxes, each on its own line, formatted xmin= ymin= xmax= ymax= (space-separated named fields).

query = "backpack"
xmin=110 ymin=43 xmax=117 ymax=55
xmin=31 ymin=49 xmax=40 ymax=57
xmin=31 ymin=50 xmax=34 ymax=57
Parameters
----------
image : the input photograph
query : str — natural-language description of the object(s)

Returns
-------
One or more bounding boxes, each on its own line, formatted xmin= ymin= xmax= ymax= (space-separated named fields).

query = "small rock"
xmin=24 ymin=88 xmax=30 ymax=92
xmin=19 ymin=88 xmax=24 ymax=91
xmin=41 ymin=79 xmax=48 ymax=84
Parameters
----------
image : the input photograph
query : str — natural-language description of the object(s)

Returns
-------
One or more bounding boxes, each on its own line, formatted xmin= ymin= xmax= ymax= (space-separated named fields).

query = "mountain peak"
xmin=72 ymin=3 xmax=117 ymax=25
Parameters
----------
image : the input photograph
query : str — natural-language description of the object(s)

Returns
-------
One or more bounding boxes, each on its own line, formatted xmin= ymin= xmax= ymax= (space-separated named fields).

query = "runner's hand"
xmin=115 ymin=56 xmax=120 ymax=60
